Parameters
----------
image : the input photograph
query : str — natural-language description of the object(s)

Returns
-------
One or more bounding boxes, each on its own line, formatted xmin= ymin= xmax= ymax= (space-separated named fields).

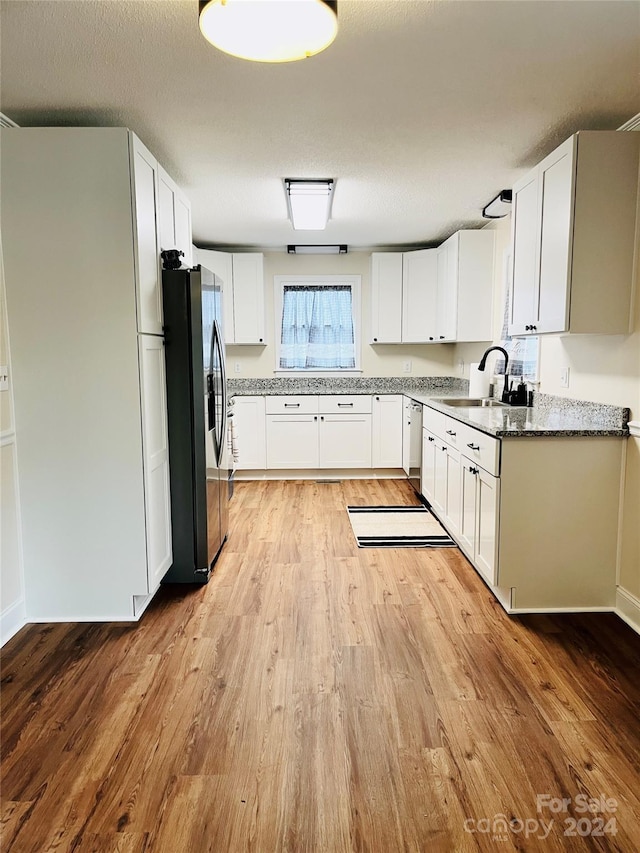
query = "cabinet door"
xmin=158 ymin=167 xmax=176 ymax=255
xmin=402 ymin=398 xmax=412 ymax=476
xmin=232 ymin=396 xmax=266 ymax=469
xmin=319 ymin=414 xmax=372 ymax=468
xmin=266 ymin=415 xmax=318 ymax=468
xmin=372 ymin=395 xmax=402 ymax=468
xmin=370 ymin=252 xmax=403 ymax=343
xmin=435 ymin=238 xmax=458 ymax=342
xmin=138 ymin=335 xmax=172 ymax=591
xmin=537 ymin=136 xmax=575 ymax=333
xmin=459 ymin=459 xmax=477 ymax=560
xmin=444 ymin=445 xmax=461 ymax=537
xmin=174 ymin=190 xmax=193 ymax=267
xmin=420 ymin=430 xmax=436 ymax=501
xmin=432 ymin=439 xmax=448 ymax=515
xmin=402 ymin=249 xmax=438 ymax=342
xmin=232 ymin=253 xmax=265 ymax=344
xmin=509 ymin=169 xmax=540 ymax=337
xmin=131 ymin=135 xmax=162 ymax=335
xmin=475 ymin=467 xmax=500 ymax=585
xmin=196 ymin=249 xmax=235 ymax=343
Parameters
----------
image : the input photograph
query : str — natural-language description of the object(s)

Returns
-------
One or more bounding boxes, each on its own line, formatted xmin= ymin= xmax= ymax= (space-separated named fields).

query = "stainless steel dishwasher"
xmin=407 ymin=400 xmax=423 ymax=494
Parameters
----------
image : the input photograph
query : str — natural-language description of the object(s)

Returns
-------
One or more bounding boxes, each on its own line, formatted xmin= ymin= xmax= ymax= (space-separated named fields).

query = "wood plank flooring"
xmin=2 ymin=478 xmax=640 ymax=852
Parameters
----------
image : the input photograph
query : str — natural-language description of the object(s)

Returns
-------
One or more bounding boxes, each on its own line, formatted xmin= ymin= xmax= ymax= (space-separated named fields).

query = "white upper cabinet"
xmin=194 ymin=248 xmax=234 ymax=343
xmin=370 ymin=233 xmax=493 ymax=345
xmin=157 ymin=164 xmax=193 ymax=267
xmin=370 ymin=252 xmax=403 ymax=343
xmin=438 ymin=230 xmax=495 ymax=343
xmin=402 ymin=249 xmax=438 ymax=343
xmin=232 ymin=253 xmax=265 ymax=344
xmin=131 ymin=135 xmax=162 ymax=335
xmin=509 ymin=131 xmax=640 ymax=336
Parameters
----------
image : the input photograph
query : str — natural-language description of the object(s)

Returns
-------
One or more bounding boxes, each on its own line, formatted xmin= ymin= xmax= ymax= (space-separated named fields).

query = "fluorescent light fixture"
xmin=285 ymin=179 xmax=334 ymax=230
xmin=199 ymin=0 xmax=338 ymax=63
xmin=482 ymin=189 xmax=512 ymax=219
xmin=287 ymin=244 xmax=347 ymax=254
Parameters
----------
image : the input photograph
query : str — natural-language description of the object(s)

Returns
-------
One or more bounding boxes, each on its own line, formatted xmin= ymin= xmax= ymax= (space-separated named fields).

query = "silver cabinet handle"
xmin=467 ymin=442 xmax=480 ymax=451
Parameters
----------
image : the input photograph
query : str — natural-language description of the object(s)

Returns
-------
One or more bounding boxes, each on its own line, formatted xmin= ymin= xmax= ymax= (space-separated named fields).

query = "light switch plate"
xmin=403 ymin=360 xmax=412 ymax=373
xmin=559 ymin=367 xmax=570 ymax=388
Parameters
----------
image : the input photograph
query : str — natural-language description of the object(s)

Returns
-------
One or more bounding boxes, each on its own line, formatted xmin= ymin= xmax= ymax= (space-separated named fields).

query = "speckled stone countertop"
xmin=227 ymin=376 xmax=469 ymax=396
xmin=413 ymin=392 xmax=630 ymax=438
xmin=227 ymin=377 xmax=630 ymax=438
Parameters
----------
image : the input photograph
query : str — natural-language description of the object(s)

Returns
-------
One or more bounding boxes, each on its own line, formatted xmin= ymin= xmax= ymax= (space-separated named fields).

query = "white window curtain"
xmin=279 ymin=284 xmax=355 ymax=369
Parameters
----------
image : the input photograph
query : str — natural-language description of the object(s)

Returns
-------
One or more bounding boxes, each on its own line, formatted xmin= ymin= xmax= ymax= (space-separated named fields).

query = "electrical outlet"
xmin=234 ymin=361 xmax=241 ymax=374
xmin=0 ymin=365 xmax=8 ymax=392
xmin=559 ymin=367 xmax=570 ymax=388
xmin=402 ymin=360 xmax=412 ymax=374
xmin=457 ymin=359 xmax=465 ymax=375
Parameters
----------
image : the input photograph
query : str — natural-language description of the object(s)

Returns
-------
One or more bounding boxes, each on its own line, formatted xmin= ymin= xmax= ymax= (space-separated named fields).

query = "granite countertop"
xmin=414 ymin=393 xmax=629 ymax=438
xmin=226 ymin=377 xmax=630 ymax=438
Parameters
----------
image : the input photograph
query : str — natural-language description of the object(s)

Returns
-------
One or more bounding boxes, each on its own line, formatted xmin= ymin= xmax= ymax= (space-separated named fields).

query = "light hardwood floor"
xmin=2 ymin=479 xmax=640 ymax=852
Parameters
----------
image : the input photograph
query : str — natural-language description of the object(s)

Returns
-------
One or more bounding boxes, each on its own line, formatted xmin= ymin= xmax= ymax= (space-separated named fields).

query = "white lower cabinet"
xmin=138 ymin=335 xmax=173 ymax=592
xmin=266 ymin=415 xmax=320 ymax=468
xmin=421 ymin=402 xmax=623 ymax=612
xmin=232 ymin=396 xmax=266 ymax=470
xmin=372 ymin=395 xmax=403 ymax=468
xmin=319 ymin=414 xmax=372 ymax=468
xmin=238 ymin=394 xmax=403 ymax=473
xmin=459 ymin=457 xmax=499 ymax=585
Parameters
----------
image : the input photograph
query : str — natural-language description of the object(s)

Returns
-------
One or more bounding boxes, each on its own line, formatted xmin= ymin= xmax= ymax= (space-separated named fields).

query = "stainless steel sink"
xmin=432 ymin=397 xmax=508 ymax=408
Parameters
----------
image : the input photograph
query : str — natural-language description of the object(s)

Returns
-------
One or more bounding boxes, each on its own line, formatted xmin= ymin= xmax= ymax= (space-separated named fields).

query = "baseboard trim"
xmin=234 ymin=468 xmax=405 ymax=481
xmin=0 ymin=598 xmax=27 ymax=647
xmin=616 ymin=587 xmax=640 ymax=635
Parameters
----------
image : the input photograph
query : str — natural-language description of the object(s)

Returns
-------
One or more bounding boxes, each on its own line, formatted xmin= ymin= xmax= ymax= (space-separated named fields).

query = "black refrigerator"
xmin=161 ymin=265 xmax=229 ymax=583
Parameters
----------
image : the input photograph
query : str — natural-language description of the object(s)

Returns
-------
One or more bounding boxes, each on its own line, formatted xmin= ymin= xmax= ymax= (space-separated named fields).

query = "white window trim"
xmin=273 ymin=275 xmax=362 ymax=375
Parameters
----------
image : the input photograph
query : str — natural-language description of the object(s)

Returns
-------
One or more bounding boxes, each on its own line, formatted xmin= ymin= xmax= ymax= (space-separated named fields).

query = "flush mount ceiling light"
xmin=287 ymin=244 xmax=347 ymax=254
xmin=199 ymin=0 xmax=338 ymax=63
xmin=482 ymin=189 xmax=513 ymax=219
xmin=284 ymin=179 xmax=334 ymax=230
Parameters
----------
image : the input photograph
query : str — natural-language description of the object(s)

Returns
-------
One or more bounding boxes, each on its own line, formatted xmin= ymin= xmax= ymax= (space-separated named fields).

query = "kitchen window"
xmin=274 ymin=275 xmax=361 ymax=373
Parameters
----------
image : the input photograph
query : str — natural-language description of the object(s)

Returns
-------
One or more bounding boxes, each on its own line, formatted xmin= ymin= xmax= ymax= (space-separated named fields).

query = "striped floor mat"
xmin=347 ymin=505 xmax=457 ymax=548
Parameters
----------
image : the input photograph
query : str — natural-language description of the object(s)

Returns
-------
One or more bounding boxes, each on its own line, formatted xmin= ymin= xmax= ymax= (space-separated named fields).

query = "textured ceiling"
xmin=1 ymin=0 xmax=639 ymax=250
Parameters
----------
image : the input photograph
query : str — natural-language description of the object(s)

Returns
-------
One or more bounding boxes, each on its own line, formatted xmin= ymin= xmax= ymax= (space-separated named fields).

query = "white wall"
xmin=0 ymin=237 xmax=26 ymax=646
xmin=226 ymin=251 xmax=456 ymax=379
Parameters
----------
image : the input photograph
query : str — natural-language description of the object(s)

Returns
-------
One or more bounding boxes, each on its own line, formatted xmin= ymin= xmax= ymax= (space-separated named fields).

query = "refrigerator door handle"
xmin=212 ymin=319 xmax=226 ymax=466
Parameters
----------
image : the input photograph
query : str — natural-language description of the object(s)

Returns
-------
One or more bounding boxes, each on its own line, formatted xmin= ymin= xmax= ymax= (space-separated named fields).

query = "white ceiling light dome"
xmin=199 ymin=0 xmax=338 ymax=63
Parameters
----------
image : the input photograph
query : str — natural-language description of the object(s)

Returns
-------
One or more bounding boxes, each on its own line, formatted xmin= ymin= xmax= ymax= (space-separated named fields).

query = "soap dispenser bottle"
xmin=515 ymin=377 xmax=528 ymax=405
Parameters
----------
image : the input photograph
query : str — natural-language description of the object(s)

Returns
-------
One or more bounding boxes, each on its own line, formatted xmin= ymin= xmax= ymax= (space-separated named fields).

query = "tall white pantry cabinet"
xmin=1 ymin=127 xmax=188 ymax=621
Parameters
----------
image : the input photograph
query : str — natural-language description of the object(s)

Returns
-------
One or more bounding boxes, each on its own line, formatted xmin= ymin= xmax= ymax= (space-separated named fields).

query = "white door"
xmin=421 ymin=430 xmax=437 ymax=502
xmin=402 ymin=249 xmax=438 ymax=342
xmin=233 ymin=396 xmax=266 ymax=469
xmin=131 ymin=135 xmax=162 ymax=335
xmin=319 ymin=415 xmax=372 ymax=468
xmin=372 ymin=395 xmax=403 ymax=468
xmin=509 ymin=169 xmax=540 ymax=337
xmin=537 ymin=136 xmax=575 ymax=334
xmin=402 ymin=398 xmax=412 ymax=476
xmin=138 ymin=335 xmax=172 ymax=591
xmin=232 ymin=253 xmax=265 ymax=344
xmin=370 ymin=252 xmax=403 ymax=343
xmin=458 ymin=459 xmax=478 ymax=560
xmin=475 ymin=467 xmax=500 ymax=585
xmin=444 ymin=445 xmax=462 ymax=537
xmin=266 ymin=415 xmax=318 ymax=468
xmin=196 ymin=249 xmax=235 ymax=343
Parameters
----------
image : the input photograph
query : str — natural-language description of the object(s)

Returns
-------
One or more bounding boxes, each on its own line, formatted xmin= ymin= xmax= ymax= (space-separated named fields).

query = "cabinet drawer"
xmin=422 ymin=405 xmax=446 ymax=439
xmin=265 ymin=395 xmax=318 ymax=414
xmin=459 ymin=424 xmax=500 ymax=476
xmin=319 ymin=395 xmax=371 ymax=414
xmin=443 ymin=416 xmax=462 ymax=448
